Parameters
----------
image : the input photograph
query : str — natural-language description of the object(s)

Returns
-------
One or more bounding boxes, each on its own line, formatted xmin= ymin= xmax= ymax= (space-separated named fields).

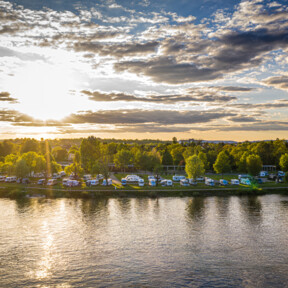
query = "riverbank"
xmin=1 ymin=183 xmax=288 ymax=199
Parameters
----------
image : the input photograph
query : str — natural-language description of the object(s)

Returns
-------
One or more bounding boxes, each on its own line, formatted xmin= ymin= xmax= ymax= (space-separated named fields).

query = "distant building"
xmin=178 ymin=139 xmax=237 ymax=145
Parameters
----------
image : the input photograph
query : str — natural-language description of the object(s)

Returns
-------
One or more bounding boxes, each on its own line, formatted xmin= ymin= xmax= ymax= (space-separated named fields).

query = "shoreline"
xmin=1 ymin=185 xmax=288 ymax=199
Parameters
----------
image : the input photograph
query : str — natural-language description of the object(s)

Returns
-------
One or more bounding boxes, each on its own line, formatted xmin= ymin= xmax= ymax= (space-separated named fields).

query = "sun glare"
xmin=11 ymin=62 xmax=78 ymax=121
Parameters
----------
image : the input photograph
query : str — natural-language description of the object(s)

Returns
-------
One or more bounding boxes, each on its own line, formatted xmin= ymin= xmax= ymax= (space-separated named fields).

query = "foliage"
xmin=15 ymin=159 xmax=30 ymax=178
xmin=279 ymin=153 xmax=288 ymax=172
xmin=185 ymin=155 xmax=205 ymax=180
xmin=246 ymin=154 xmax=263 ymax=176
xmin=80 ymin=136 xmax=101 ymax=172
xmin=52 ymin=146 xmax=68 ymax=162
xmin=213 ymin=151 xmax=231 ymax=175
xmin=161 ymin=148 xmax=173 ymax=166
xmin=114 ymin=149 xmax=133 ymax=171
xmin=20 ymin=138 xmax=39 ymax=154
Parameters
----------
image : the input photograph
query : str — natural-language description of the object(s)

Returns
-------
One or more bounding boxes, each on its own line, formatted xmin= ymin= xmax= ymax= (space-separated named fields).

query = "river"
xmin=1 ymin=195 xmax=288 ymax=287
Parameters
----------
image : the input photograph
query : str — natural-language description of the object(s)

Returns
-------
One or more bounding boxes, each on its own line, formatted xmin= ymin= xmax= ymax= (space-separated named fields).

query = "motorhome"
xmin=5 ymin=176 xmax=17 ymax=182
xmin=138 ymin=178 xmax=145 ymax=187
xmin=180 ymin=178 xmax=189 ymax=186
xmin=238 ymin=174 xmax=249 ymax=180
xmin=83 ymin=174 xmax=92 ymax=181
xmin=124 ymin=175 xmax=140 ymax=183
xmin=166 ymin=180 xmax=173 ymax=186
xmin=121 ymin=178 xmax=127 ymax=186
xmin=65 ymin=180 xmax=80 ymax=187
xmin=149 ymin=178 xmax=156 ymax=187
xmin=102 ymin=178 xmax=112 ymax=186
xmin=59 ymin=171 xmax=66 ymax=177
xmin=0 ymin=176 xmax=6 ymax=181
xmin=38 ymin=179 xmax=46 ymax=185
xmin=172 ymin=175 xmax=186 ymax=182
xmin=230 ymin=179 xmax=240 ymax=185
xmin=259 ymin=171 xmax=268 ymax=177
xmin=90 ymin=179 xmax=99 ymax=186
xmin=160 ymin=179 xmax=167 ymax=186
xmin=278 ymin=171 xmax=285 ymax=177
xmin=220 ymin=179 xmax=228 ymax=186
xmin=205 ymin=178 xmax=215 ymax=186
xmin=47 ymin=179 xmax=57 ymax=186
xmin=240 ymin=178 xmax=251 ymax=185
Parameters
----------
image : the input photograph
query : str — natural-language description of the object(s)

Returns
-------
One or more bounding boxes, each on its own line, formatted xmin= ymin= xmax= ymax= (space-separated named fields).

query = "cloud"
xmin=64 ymin=109 xmax=236 ymax=125
xmin=81 ymin=88 xmax=237 ymax=103
xmin=74 ymin=41 xmax=159 ymax=57
xmin=0 ymin=92 xmax=17 ymax=103
xmin=262 ymin=75 xmax=288 ymax=90
xmin=233 ymin=99 xmax=288 ymax=110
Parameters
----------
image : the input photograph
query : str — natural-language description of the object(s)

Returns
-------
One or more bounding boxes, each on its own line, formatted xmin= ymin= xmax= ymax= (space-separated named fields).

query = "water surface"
xmin=1 ymin=195 xmax=288 ymax=287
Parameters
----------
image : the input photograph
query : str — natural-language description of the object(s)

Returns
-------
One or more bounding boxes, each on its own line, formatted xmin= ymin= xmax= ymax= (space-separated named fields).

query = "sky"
xmin=0 ymin=0 xmax=288 ymax=141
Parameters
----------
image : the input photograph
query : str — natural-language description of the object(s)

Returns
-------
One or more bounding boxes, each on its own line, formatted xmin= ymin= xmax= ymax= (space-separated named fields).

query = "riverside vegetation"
xmin=1 ymin=137 xmax=288 ymax=198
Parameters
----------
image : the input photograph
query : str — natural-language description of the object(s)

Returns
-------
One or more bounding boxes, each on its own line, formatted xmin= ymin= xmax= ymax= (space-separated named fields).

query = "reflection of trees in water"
xmin=115 ymin=198 xmax=132 ymax=215
xmin=215 ymin=197 xmax=230 ymax=219
xmin=186 ymin=197 xmax=206 ymax=221
xmin=80 ymin=198 xmax=109 ymax=219
xmin=239 ymin=196 xmax=262 ymax=225
xmin=15 ymin=198 xmax=33 ymax=213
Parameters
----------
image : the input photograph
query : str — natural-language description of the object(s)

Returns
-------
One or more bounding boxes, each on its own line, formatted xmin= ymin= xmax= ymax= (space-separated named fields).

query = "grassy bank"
xmin=1 ymin=182 xmax=288 ymax=199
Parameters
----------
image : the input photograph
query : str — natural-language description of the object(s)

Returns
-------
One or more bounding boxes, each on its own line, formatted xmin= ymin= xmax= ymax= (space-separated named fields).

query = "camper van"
xmin=205 ymin=178 xmax=215 ymax=186
xmin=138 ymin=178 xmax=145 ymax=187
xmin=230 ymin=179 xmax=240 ymax=185
xmin=172 ymin=175 xmax=186 ymax=182
xmin=240 ymin=178 xmax=251 ymax=185
xmin=65 ymin=180 xmax=80 ymax=187
xmin=83 ymin=174 xmax=92 ymax=181
xmin=124 ymin=175 xmax=140 ymax=183
xmin=47 ymin=179 xmax=57 ymax=186
xmin=0 ymin=176 xmax=6 ymax=182
xmin=5 ymin=176 xmax=17 ymax=183
xmin=220 ymin=179 xmax=228 ymax=186
xmin=180 ymin=178 xmax=189 ymax=186
xmin=102 ymin=178 xmax=112 ymax=186
xmin=121 ymin=178 xmax=127 ymax=186
xmin=166 ymin=180 xmax=173 ymax=186
xmin=259 ymin=171 xmax=268 ymax=177
xmin=149 ymin=178 xmax=156 ymax=187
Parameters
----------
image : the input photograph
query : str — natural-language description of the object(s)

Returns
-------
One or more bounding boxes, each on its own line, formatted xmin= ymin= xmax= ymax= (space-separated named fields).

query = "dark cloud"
xmin=64 ymin=109 xmax=236 ymax=125
xmin=74 ymin=41 xmax=159 ymax=57
xmin=219 ymin=121 xmax=288 ymax=131
xmin=233 ymin=99 xmax=288 ymax=110
xmin=209 ymin=86 xmax=255 ymax=92
xmin=114 ymin=56 xmax=222 ymax=84
xmin=229 ymin=116 xmax=259 ymax=123
xmin=81 ymin=89 xmax=236 ymax=103
xmin=0 ymin=92 xmax=17 ymax=103
xmin=263 ymin=75 xmax=288 ymax=90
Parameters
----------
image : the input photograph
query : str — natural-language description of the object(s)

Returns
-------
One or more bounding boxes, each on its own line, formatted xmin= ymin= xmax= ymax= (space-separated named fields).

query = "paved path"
xmin=109 ymin=172 xmax=121 ymax=185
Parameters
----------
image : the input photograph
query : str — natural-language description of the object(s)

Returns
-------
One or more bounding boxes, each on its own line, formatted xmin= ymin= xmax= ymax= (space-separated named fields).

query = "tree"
xmin=246 ymin=154 xmax=262 ymax=176
xmin=213 ymin=151 xmax=231 ymax=176
xmin=185 ymin=155 xmax=205 ymax=181
xmin=15 ymin=159 xmax=29 ymax=178
xmin=35 ymin=155 xmax=46 ymax=174
xmin=80 ymin=136 xmax=101 ymax=172
xmin=64 ymin=162 xmax=83 ymax=178
xmin=52 ymin=146 xmax=68 ymax=162
xmin=280 ymin=153 xmax=288 ymax=172
xmin=153 ymin=164 xmax=163 ymax=186
xmin=161 ymin=148 xmax=173 ymax=166
xmin=114 ymin=149 xmax=133 ymax=172
xmin=172 ymin=137 xmax=177 ymax=144
xmin=198 ymin=152 xmax=209 ymax=170
xmin=20 ymin=138 xmax=39 ymax=154
xmin=21 ymin=151 xmax=39 ymax=176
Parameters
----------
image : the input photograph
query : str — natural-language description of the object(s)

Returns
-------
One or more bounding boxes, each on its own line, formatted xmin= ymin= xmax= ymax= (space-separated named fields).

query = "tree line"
xmin=1 ymin=137 xmax=288 ymax=179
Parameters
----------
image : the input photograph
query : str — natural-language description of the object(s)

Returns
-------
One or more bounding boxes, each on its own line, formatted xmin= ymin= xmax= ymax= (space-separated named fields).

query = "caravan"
xmin=138 ymin=178 xmax=145 ymax=187
xmin=102 ymin=178 xmax=113 ymax=186
xmin=5 ymin=176 xmax=17 ymax=182
xmin=180 ymin=178 xmax=189 ymax=186
xmin=149 ymin=178 xmax=156 ymax=187
xmin=230 ymin=179 xmax=240 ymax=185
xmin=172 ymin=175 xmax=186 ymax=182
xmin=205 ymin=177 xmax=215 ymax=186
xmin=220 ymin=179 xmax=228 ymax=186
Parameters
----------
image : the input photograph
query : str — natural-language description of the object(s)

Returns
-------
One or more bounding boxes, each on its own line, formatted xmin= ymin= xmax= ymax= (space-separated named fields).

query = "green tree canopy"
xmin=114 ymin=149 xmax=133 ymax=172
xmin=52 ymin=146 xmax=68 ymax=162
xmin=213 ymin=151 xmax=231 ymax=175
xmin=279 ymin=153 xmax=288 ymax=172
xmin=15 ymin=159 xmax=30 ymax=178
xmin=161 ymin=148 xmax=173 ymax=166
xmin=246 ymin=154 xmax=263 ymax=176
xmin=185 ymin=155 xmax=205 ymax=180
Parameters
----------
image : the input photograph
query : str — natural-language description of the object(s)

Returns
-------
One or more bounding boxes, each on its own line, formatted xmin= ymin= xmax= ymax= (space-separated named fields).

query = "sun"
xmin=11 ymin=62 xmax=78 ymax=121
